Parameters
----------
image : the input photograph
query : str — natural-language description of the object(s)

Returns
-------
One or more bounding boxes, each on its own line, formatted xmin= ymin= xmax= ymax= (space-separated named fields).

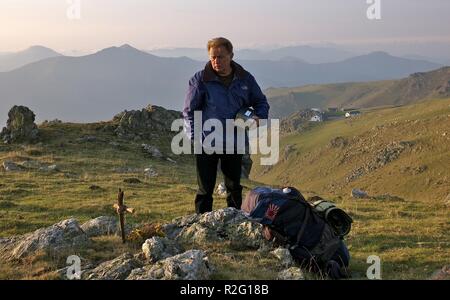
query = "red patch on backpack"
xmin=265 ymin=204 xmax=280 ymax=221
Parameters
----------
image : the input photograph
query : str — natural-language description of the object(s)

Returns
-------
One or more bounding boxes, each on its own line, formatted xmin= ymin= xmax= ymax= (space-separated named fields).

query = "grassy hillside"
xmin=267 ymin=66 xmax=450 ymax=119
xmin=0 ymin=99 xmax=448 ymax=279
xmin=251 ymin=99 xmax=450 ymax=279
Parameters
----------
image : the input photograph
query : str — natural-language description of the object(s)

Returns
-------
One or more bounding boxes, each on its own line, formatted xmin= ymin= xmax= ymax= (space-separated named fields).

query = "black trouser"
xmin=195 ymin=152 xmax=243 ymax=214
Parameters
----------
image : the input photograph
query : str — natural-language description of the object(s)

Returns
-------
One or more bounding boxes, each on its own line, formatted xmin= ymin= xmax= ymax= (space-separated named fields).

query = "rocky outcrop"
xmin=0 ymin=219 xmax=90 ymax=261
xmin=86 ymin=253 xmax=143 ymax=280
xmin=346 ymin=141 xmax=414 ymax=182
xmin=163 ymin=208 xmax=262 ymax=247
xmin=81 ymin=216 xmax=118 ymax=237
xmin=126 ymin=250 xmax=211 ymax=280
xmin=142 ymin=236 xmax=183 ymax=263
xmin=0 ymin=105 xmax=39 ymax=144
xmin=111 ymin=105 xmax=181 ymax=140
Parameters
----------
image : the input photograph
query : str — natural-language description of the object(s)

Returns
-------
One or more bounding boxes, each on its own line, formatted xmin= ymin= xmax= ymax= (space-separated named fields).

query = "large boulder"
xmin=142 ymin=236 xmax=183 ymax=262
xmin=0 ymin=105 xmax=39 ymax=144
xmin=126 ymin=250 xmax=211 ymax=280
xmin=86 ymin=253 xmax=143 ymax=280
xmin=112 ymin=105 xmax=181 ymax=140
xmin=162 ymin=208 xmax=269 ymax=251
xmin=81 ymin=216 xmax=118 ymax=237
xmin=226 ymin=221 xmax=267 ymax=250
xmin=0 ymin=219 xmax=90 ymax=261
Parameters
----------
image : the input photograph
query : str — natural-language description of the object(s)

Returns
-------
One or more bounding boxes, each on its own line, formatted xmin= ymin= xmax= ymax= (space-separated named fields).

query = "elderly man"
xmin=183 ymin=37 xmax=270 ymax=214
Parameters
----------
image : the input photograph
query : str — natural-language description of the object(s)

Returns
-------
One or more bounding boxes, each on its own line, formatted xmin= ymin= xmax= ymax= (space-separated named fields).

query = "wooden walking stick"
xmin=113 ymin=188 xmax=135 ymax=243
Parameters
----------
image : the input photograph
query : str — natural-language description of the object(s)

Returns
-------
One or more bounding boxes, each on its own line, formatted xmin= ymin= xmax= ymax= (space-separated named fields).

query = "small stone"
xmin=144 ymin=167 xmax=158 ymax=178
xmin=351 ymin=189 xmax=368 ymax=199
xmin=277 ymin=267 xmax=305 ymax=280
xmin=215 ymin=182 xmax=227 ymax=197
xmin=2 ymin=161 xmax=23 ymax=171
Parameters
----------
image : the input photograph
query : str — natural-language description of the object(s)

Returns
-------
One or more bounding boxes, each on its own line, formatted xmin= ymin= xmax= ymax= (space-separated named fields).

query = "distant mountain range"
xmin=147 ymin=45 xmax=356 ymax=64
xmin=267 ymin=66 xmax=450 ymax=119
xmin=0 ymin=44 xmax=444 ymax=126
xmin=0 ymin=46 xmax=61 ymax=72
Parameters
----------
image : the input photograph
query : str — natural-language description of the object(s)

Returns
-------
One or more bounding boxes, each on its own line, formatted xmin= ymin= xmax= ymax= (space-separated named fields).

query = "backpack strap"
xmin=295 ymin=205 xmax=311 ymax=245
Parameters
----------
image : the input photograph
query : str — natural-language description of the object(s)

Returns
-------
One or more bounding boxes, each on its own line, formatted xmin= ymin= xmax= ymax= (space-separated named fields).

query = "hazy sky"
xmin=1 ymin=0 xmax=450 ymax=54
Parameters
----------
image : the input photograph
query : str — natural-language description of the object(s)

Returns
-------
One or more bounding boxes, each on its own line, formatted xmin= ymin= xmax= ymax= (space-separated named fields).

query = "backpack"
xmin=241 ymin=186 xmax=352 ymax=278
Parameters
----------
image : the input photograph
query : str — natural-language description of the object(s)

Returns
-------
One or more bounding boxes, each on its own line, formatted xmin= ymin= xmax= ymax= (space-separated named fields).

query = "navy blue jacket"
xmin=183 ymin=61 xmax=270 ymax=152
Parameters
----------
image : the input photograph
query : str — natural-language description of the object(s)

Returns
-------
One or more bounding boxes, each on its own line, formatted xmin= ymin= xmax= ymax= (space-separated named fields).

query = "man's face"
xmin=209 ymin=46 xmax=233 ymax=75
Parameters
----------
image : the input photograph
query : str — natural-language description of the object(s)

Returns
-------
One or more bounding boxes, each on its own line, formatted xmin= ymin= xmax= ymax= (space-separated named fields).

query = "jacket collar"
xmin=202 ymin=60 xmax=248 ymax=82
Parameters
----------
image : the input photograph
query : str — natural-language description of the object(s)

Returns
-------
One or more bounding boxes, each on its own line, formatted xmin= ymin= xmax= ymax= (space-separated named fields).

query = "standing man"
xmin=183 ymin=37 xmax=270 ymax=214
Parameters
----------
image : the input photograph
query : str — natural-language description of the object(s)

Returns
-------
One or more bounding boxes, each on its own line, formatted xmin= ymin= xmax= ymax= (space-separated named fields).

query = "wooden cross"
xmin=113 ymin=188 xmax=135 ymax=243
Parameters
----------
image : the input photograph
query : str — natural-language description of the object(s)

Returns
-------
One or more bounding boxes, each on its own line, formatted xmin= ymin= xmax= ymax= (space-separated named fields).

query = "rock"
xmin=38 ymin=164 xmax=59 ymax=172
xmin=86 ymin=253 xmax=143 ymax=280
xmin=175 ymin=223 xmax=221 ymax=245
xmin=163 ymin=208 xmax=251 ymax=246
xmin=271 ymin=248 xmax=294 ymax=267
xmin=215 ymin=182 xmax=227 ymax=197
xmin=144 ymin=167 xmax=158 ymax=178
xmin=123 ymin=178 xmax=141 ymax=184
xmin=0 ymin=105 xmax=39 ymax=144
xmin=41 ymin=119 xmax=62 ymax=126
xmin=198 ymin=208 xmax=248 ymax=230
xmin=2 ymin=161 xmax=23 ymax=171
xmin=277 ymin=267 xmax=305 ymax=280
xmin=166 ymin=157 xmax=177 ymax=164
xmin=227 ymin=221 xmax=267 ymax=250
xmin=112 ymin=105 xmax=182 ymax=140
xmin=127 ymin=250 xmax=211 ymax=280
xmin=142 ymin=236 xmax=183 ymax=262
xmin=20 ymin=160 xmax=42 ymax=169
xmin=430 ymin=265 xmax=450 ymax=280
xmin=81 ymin=216 xmax=118 ymax=237
xmin=351 ymin=189 xmax=369 ymax=199
xmin=0 ymin=219 xmax=90 ymax=261
xmin=142 ymin=144 xmax=163 ymax=158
